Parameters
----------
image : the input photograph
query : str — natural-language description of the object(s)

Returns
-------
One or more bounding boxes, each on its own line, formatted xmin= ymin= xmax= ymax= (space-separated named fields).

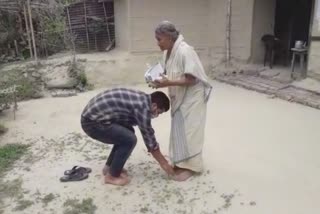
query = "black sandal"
xmin=64 ymin=166 xmax=92 ymax=175
xmin=60 ymin=171 xmax=89 ymax=182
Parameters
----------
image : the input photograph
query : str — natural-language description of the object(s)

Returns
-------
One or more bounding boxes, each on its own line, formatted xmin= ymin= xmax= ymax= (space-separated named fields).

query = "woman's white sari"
xmin=162 ymin=35 xmax=212 ymax=172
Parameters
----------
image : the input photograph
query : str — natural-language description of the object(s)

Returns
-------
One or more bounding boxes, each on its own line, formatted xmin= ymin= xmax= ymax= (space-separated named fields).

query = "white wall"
xmin=308 ymin=0 xmax=320 ymax=80
xmin=127 ymin=0 xmax=211 ymax=53
xmin=230 ymin=0 xmax=255 ymax=62
xmin=208 ymin=0 xmax=227 ymax=66
xmin=114 ymin=0 xmax=130 ymax=50
xmin=308 ymin=41 xmax=320 ymax=80
xmin=113 ymin=0 xmax=265 ymax=72
xmin=312 ymin=0 xmax=320 ymax=36
xmin=209 ymin=0 xmax=257 ymax=65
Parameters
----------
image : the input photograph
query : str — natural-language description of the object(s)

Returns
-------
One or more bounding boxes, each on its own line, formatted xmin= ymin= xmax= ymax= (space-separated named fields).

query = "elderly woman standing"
xmin=153 ymin=21 xmax=212 ymax=181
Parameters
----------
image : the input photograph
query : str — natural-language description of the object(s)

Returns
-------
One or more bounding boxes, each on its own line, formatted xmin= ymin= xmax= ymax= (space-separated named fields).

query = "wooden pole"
xmin=226 ymin=0 xmax=232 ymax=66
xmin=17 ymin=13 xmax=24 ymax=39
xmin=7 ymin=43 xmax=11 ymax=56
xmin=27 ymin=0 xmax=38 ymax=62
xmin=103 ymin=2 xmax=112 ymax=47
xmin=84 ymin=1 xmax=90 ymax=51
xmin=40 ymin=33 xmax=48 ymax=58
xmin=13 ymin=85 xmax=17 ymax=120
xmin=95 ymin=34 xmax=98 ymax=51
xmin=23 ymin=5 xmax=33 ymax=58
xmin=14 ymin=40 xmax=19 ymax=57
xmin=44 ymin=42 xmax=48 ymax=57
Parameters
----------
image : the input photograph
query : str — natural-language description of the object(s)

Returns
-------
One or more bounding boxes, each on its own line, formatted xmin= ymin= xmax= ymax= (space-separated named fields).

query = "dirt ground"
xmin=1 ymin=81 xmax=320 ymax=214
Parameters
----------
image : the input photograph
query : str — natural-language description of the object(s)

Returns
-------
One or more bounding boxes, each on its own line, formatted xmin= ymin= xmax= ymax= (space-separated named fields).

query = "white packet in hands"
xmin=144 ymin=62 xmax=165 ymax=84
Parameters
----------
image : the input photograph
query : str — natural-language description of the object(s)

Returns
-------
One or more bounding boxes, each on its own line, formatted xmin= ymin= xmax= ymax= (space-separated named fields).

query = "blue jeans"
xmin=81 ymin=117 xmax=137 ymax=177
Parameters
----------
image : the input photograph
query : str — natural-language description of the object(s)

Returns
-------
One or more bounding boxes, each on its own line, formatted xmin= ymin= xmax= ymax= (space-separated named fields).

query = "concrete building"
xmin=309 ymin=0 xmax=320 ymax=80
xmin=107 ymin=0 xmax=320 ymax=82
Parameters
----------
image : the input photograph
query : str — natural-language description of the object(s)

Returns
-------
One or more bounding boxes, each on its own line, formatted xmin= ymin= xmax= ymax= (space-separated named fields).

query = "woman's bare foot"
xmin=104 ymin=173 xmax=130 ymax=186
xmin=102 ymin=165 xmax=128 ymax=178
xmin=172 ymin=167 xmax=194 ymax=182
xmin=173 ymin=166 xmax=185 ymax=174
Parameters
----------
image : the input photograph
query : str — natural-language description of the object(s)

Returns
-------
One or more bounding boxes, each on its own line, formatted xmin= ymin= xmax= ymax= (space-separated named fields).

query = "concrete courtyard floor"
xmin=0 ymin=81 xmax=320 ymax=214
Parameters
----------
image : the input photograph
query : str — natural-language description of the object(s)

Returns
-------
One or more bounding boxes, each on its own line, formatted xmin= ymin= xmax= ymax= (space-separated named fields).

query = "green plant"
xmin=0 ymin=123 xmax=8 ymax=135
xmin=14 ymin=199 xmax=34 ymax=211
xmin=39 ymin=14 xmax=66 ymax=55
xmin=67 ymin=60 xmax=89 ymax=89
xmin=63 ymin=198 xmax=97 ymax=214
xmin=0 ymin=12 xmax=20 ymax=47
xmin=0 ymin=68 xmax=41 ymax=101
xmin=0 ymin=144 xmax=29 ymax=176
xmin=42 ymin=193 xmax=56 ymax=206
xmin=78 ymin=72 xmax=87 ymax=86
xmin=0 ymin=178 xmax=24 ymax=202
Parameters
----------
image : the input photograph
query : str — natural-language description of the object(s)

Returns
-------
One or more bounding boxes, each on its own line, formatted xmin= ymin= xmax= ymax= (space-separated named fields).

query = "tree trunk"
xmin=14 ymin=40 xmax=19 ymax=57
xmin=84 ymin=2 xmax=90 ymax=51
xmin=67 ymin=7 xmax=76 ymax=63
xmin=66 ymin=7 xmax=76 ymax=53
xmin=103 ymin=2 xmax=112 ymax=48
xmin=95 ymin=34 xmax=98 ymax=51
xmin=27 ymin=0 xmax=38 ymax=62
xmin=24 ymin=5 xmax=33 ymax=58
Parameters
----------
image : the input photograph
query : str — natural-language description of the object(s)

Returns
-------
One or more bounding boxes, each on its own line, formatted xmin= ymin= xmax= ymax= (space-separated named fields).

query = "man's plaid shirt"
xmin=81 ymin=88 xmax=159 ymax=151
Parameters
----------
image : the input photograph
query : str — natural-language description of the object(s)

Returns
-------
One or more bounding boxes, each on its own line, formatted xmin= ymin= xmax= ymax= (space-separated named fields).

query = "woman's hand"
xmin=153 ymin=74 xmax=170 ymax=88
xmin=152 ymin=73 xmax=196 ymax=88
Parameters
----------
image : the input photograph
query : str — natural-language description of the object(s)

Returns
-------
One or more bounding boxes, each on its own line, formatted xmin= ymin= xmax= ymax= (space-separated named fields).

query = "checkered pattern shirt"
xmin=81 ymin=88 xmax=159 ymax=151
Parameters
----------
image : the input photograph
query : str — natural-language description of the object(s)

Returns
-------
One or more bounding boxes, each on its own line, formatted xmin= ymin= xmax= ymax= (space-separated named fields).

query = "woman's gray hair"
xmin=155 ymin=21 xmax=180 ymax=41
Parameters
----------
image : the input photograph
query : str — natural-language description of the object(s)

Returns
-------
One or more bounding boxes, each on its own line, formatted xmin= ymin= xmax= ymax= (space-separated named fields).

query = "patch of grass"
xmin=72 ymin=63 xmax=94 ymax=91
xmin=23 ymin=153 xmax=36 ymax=164
xmin=0 ymin=144 xmax=29 ymax=175
xmin=86 ymin=83 xmax=94 ymax=91
xmin=42 ymin=193 xmax=55 ymax=206
xmin=82 ymin=153 xmax=93 ymax=162
xmin=63 ymin=198 xmax=97 ymax=214
xmin=140 ymin=207 xmax=149 ymax=213
xmin=66 ymin=60 xmax=90 ymax=90
xmin=0 ymin=68 xmax=39 ymax=100
xmin=23 ymin=166 xmax=31 ymax=171
xmin=0 ymin=178 xmax=23 ymax=202
xmin=15 ymin=79 xmax=36 ymax=99
xmin=98 ymin=155 xmax=107 ymax=161
xmin=78 ymin=72 xmax=88 ymax=86
xmin=0 ymin=123 xmax=8 ymax=135
xmin=14 ymin=199 xmax=33 ymax=211
xmin=0 ymin=179 xmax=25 ymax=208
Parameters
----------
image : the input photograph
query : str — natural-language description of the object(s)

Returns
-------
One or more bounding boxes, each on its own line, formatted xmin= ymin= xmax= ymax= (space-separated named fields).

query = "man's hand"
xmin=160 ymin=162 xmax=175 ymax=176
xmin=151 ymin=148 xmax=175 ymax=176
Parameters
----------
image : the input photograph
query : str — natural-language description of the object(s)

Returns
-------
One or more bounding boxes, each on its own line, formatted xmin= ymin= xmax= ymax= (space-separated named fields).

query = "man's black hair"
xmin=150 ymin=91 xmax=170 ymax=112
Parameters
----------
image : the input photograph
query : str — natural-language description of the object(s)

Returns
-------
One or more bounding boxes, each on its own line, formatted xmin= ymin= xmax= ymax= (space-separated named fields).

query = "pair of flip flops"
xmin=60 ymin=166 xmax=92 ymax=182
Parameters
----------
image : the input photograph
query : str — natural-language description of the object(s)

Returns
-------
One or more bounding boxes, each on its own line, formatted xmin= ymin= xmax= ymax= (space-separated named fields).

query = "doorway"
xmin=273 ymin=0 xmax=314 ymax=65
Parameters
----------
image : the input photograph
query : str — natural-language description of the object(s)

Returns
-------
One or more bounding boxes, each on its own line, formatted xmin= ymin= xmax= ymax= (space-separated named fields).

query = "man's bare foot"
xmin=104 ymin=173 xmax=130 ymax=186
xmin=172 ymin=168 xmax=194 ymax=182
xmin=102 ymin=165 xmax=128 ymax=178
